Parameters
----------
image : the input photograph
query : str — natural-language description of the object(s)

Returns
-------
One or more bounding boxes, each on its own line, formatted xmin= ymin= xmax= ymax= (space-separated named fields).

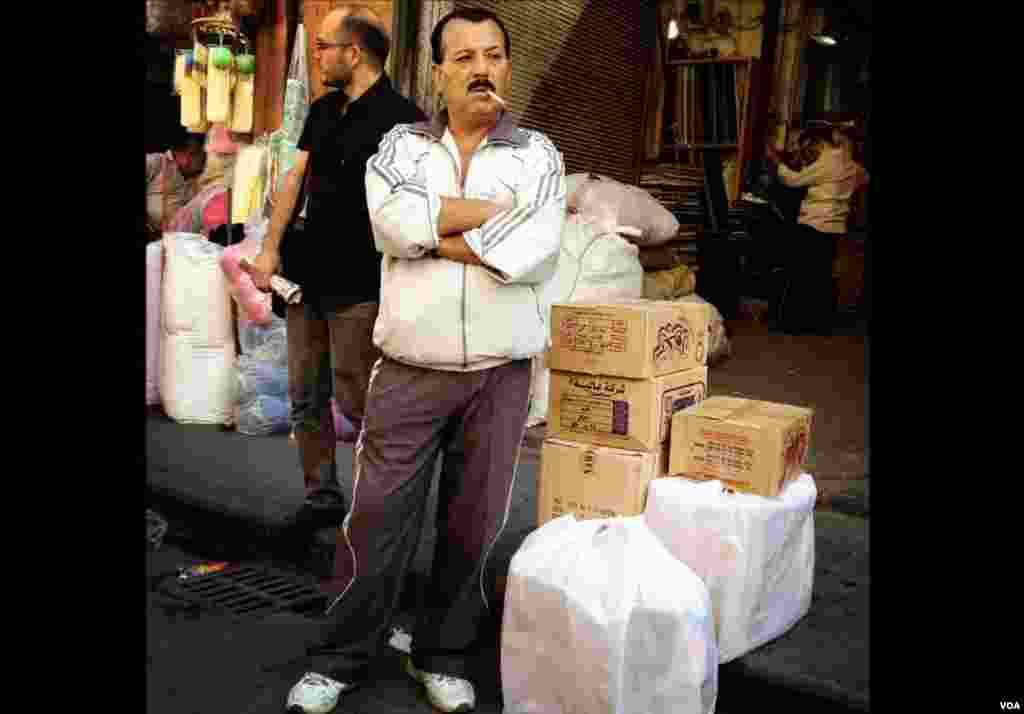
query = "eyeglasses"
xmin=314 ymin=40 xmax=355 ymax=53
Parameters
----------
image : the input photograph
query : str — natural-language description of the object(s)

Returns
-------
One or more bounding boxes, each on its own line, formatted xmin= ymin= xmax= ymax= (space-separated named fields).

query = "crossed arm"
xmin=365 ymin=127 xmax=565 ymax=283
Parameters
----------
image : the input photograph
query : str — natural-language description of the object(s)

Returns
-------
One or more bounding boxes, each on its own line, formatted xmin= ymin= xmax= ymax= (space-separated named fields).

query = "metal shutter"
xmin=452 ymin=0 xmax=655 ymax=184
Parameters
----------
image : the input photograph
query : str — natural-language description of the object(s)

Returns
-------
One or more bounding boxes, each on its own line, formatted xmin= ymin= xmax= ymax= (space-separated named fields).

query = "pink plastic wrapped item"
xmin=207 ymin=124 xmax=240 ymax=154
xmin=221 ymin=238 xmax=273 ymax=325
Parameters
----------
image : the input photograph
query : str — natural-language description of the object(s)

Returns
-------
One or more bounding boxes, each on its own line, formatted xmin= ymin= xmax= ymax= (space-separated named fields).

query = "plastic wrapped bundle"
xmin=166 ymin=184 xmax=230 ymax=238
xmin=160 ymin=233 xmax=236 ymax=425
xmin=238 ymin=312 xmax=288 ymax=364
xmin=146 ymin=241 xmax=164 ymax=406
xmin=237 ymin=354 xmax=289 ymax=403
xmin=569 ymin=173 xmax=680 ymax=246
xmin=644 ymin=474 xmax=816 ymax=663
xmin=237 ymin=394 xmax=291 ymax=436
xmin=231 ymin=144 xmax=267 ymax=224
xmin=502 ymin=515 xmax=718 ymax=714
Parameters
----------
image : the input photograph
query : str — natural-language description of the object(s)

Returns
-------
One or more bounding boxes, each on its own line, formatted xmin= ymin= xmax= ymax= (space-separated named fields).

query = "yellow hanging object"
xmin=173 ymin=51 xmax=187 ymax=96
xmin=207 ymin=45 xmax=233 ymax=124
xmin=231 ymin=73 xmax=254 ymax=133
xmin=232 ymin=144 xmax=267 ymax=223
xmin=193 ymin=43 xmax=208 ymax=88
xmin=180 ymin=63 xmax=203 ymax=128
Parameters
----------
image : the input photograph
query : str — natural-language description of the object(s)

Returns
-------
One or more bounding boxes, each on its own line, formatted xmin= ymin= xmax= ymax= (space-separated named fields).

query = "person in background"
xmin=146 ymin=128 xmax=207 ymax=235
xmin=243 ymin=6 xmax=426 ymax=527
xmin=165 ymin=151 xmax=236 ymax=238
xmin=282 ymin=8 xmax=566 ymax=714
xmin=764 ymin=122 xmax=868 ymax=334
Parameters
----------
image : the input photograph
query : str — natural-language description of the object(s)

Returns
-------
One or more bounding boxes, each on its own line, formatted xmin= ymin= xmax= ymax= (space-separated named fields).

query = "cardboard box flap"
xmin=686 ymin=397 xmax=812 ymax=429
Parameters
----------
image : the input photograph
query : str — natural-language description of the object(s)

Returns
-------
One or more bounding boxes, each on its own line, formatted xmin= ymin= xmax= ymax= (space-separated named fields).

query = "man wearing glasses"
xmin=284 ymin=8 xmax=566 ymax=714
xmin=245 ymin=6 xmax=425 ymax=523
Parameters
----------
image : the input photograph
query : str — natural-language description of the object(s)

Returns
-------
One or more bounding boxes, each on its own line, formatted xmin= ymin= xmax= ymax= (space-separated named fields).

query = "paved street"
xmin=147 ymin=318 xmax=871 ymax=713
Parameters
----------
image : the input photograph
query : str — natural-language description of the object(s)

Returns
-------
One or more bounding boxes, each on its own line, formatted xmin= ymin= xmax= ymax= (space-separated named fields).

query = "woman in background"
xmin=764 ymin=122 xmax=869 ymax=334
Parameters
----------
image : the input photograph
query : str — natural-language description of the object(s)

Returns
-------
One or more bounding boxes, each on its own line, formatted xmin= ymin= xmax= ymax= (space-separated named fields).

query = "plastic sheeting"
xmin=221 ymin=218 xmax=273 ymax=326
xmin=643 ymin=474 xmax=816 ymax=663
xmin=501 ymin=514 xmax=718 ymax=714
xmin=160 ymin=233 xmax=236 ymax=425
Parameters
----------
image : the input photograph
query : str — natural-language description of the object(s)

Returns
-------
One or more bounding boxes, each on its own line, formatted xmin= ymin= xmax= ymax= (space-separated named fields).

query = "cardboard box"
xmin=547 ymin=366 xmax=708 ymax=452
xmin=669 ymin=397 xmax=814 ymax=498
xmin=548 ymin=299 xmax=711 ymax=379
xmin=538 ymin=438 xmax=669 ymax=527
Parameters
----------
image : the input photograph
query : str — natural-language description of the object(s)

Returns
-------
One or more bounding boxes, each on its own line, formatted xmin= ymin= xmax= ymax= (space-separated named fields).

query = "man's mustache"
xmin=468 ymin=80 xmax=495 ymax=92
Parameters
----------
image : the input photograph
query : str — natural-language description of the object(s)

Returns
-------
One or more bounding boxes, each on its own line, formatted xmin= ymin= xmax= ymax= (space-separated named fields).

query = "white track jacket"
xmin=365 ymin=110 xmax=567 ymax=371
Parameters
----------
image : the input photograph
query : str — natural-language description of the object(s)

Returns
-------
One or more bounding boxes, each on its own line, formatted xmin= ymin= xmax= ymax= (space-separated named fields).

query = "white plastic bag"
xmin=236 ymin=394 xmax=292 ymax=436
xmin=160 ymin=232 xmax=236 ymax=425
xmin=570 ymin=173 xmax=680 ymax=246
xmin=527 ymin=215 xmax=643 ymax=427
xmin=644 ymin=474 xmax=817 ymax=663
xmin=501 ymin=515 xmax=718 ymax=714
xmin=146 ymin=241 xmax=164 ymax=406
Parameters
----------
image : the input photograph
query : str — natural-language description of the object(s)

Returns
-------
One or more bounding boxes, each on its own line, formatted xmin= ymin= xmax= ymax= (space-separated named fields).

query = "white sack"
xmin=527 ymin=216 xmax=643 ymax=427
xmin=569 ymin=173 xmax=680 ymax=246
xmin=146 ymin=241 xmax=164 ymax=406
xmin=160 ymin=232 xmax=236 ymax=425
xmin=501 ymin=514 xmax=718 ymax=714
xmin=644 ymin=474 xmax=817 ymax=663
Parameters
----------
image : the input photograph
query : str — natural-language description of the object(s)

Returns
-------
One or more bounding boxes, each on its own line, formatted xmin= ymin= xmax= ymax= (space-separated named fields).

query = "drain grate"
xmin=162 ymin=563 xmax=326 ymax=618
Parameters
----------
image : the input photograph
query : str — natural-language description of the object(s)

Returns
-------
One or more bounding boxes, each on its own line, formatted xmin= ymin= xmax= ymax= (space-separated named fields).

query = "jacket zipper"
xmin=438 ymin=140 xmax=470 ymax=368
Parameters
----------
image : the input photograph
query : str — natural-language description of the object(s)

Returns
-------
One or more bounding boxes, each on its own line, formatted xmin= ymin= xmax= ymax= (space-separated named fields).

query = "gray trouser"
xmin=310 ymin=356 xmax=532 ymax=683
xmin=286 ymin=301 xmax=379 ymax=494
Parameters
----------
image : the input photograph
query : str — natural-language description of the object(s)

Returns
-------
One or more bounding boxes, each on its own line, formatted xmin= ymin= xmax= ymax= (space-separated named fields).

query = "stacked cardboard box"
xmin=668 ymin=396 xmax=814 ymax=498
xmin=537 ymin=299 xmax=712 ymax=526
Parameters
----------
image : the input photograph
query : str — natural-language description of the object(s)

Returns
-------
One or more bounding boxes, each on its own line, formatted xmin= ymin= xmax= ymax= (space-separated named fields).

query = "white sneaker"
xmin=388 ymin=625 xmax=413 ymax=655
xmin=403 ymin=656 xmax=476 ymax=713
xmin=285 ymin=672 xmax=356 ymax=714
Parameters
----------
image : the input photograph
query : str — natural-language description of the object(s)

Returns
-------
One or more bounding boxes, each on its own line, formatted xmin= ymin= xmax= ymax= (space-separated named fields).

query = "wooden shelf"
xmin=674 ymin=143 xmax=738 ymax=149
xmin=667 ymin=57 xmax=754 ymax=65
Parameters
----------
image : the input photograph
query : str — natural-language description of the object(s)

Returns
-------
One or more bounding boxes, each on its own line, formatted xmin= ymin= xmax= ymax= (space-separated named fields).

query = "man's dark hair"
xmin=343 ymin=15 xmax=390 ymax=70
xmin=170 ymin=126 xmax=205 ymax=155
xmin=431 ymin=7 xmax=510 ymax=65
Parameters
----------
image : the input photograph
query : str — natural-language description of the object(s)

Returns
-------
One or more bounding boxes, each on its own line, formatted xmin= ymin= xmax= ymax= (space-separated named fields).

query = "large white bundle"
xmin=644 ymin=474 xmax=817 ymax=663
xmin=527 ymin=215 xmax=643 ymax=426
xmin=146 ymin=241 xmax=163 ymax=406
xmin=160 ymin=232 xmax=236 ymax=425
xmin=502 ymin=515 xmax=718 ymax=714
xmin=566 ymin=172 xmax=680 ymax=246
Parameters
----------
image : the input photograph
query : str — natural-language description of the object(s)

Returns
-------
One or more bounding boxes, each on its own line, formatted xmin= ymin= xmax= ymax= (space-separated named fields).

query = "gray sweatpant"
xmin=311 ymin=356 xmax=532 ymax=683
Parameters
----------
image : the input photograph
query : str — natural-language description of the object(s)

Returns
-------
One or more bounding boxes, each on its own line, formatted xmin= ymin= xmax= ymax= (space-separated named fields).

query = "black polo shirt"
xmin=295 ymin=74 xmax=427 ymax=307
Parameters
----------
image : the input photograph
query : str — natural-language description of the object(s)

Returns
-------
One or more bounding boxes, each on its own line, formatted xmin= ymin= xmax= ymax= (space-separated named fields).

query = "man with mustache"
xmin=284 ymin=7 xmax=566 ymax=714
xmin=245 ymin=6 xmax=426 ymax=528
